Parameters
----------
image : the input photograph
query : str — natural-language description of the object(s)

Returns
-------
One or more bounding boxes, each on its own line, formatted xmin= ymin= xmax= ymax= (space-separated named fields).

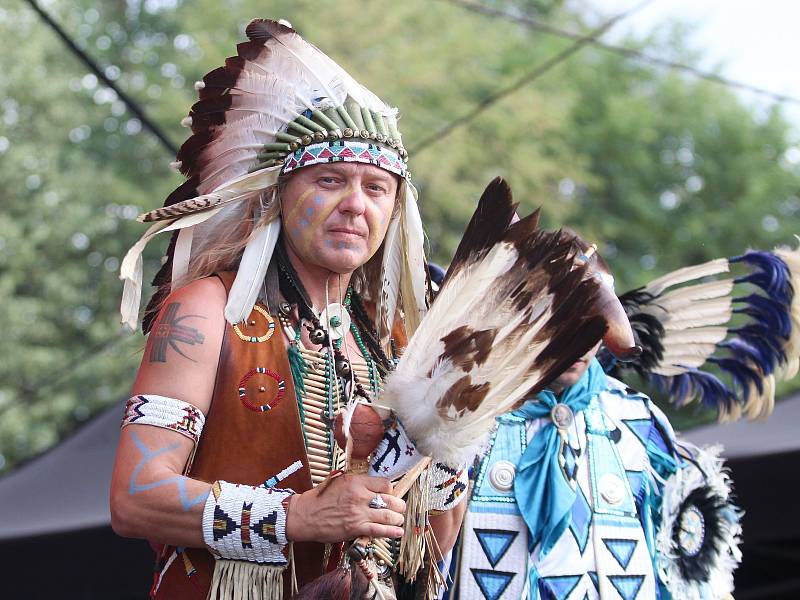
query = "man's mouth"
xmin=328 ymin=227 xmax=366 ymax=238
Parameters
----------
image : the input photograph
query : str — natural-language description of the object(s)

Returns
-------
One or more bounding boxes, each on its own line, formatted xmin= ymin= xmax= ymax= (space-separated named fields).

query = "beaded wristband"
xmin=202 ymin=480 xmax=294 ymax=565
xmin=427 ymin=461 xmax=469 ymax=512
xmin=121 ymin=394 xmax=205 ymax=445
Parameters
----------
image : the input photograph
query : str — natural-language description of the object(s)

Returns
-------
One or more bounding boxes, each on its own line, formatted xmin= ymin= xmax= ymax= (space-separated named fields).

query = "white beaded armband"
xmin=121 ymin=394 xmax=205 ymax=445
xmin=202 ymin=480 xmax=294 ymax=565
xmin=428 ymin=461 xmax=469 ymax=512
xmin=370 ymin=417 xmax=424 ymax=480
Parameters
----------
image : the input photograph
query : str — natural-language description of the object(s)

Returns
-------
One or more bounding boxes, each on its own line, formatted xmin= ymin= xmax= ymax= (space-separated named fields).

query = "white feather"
xmin=382 ymin=231 xmax=572 ymax=464
xmin=224 ymin=217 xmax=281 ymax=324
xmin=651 ymin=279 xmax=734 ymax=309
xmin=139 ymin=167 xmax=280 ymax=223
xmin=399 ymin=183 xmax=428 ymax=338
xmin=119 ymin=206 xmax=224 ymax=330
xmin=644 ymin=258 xmax=730 ymax=297
xmin=171 ymin=227 xmax=193 ymax=286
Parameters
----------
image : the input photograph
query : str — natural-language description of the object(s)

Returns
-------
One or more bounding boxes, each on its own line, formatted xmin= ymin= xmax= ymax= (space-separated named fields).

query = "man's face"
xmin=280 ymin=162 xmax=399 ymax=274
xmin=551 ymin=340 xmax=603 ymax=391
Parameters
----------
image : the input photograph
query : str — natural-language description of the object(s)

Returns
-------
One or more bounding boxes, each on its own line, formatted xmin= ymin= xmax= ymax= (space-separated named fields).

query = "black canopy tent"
xmin=0 ymin=404 xmax=151 ymax=598
xmin=1 ymin=396 xmax=799 ymax=598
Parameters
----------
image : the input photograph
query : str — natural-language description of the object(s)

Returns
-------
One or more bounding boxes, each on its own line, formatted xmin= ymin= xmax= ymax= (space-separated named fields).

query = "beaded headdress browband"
xmin=120 ymin=19 xmax=427 ymax=343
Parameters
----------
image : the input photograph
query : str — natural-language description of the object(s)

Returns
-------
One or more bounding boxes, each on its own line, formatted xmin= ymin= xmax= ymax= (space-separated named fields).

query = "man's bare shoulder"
xmin=132 ymin=277 xmax=228 ymax=408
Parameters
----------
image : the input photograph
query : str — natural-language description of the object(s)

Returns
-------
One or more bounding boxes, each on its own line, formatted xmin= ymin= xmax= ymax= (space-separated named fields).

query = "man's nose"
xmin=336 ymin=183 xmax=367 ymax=215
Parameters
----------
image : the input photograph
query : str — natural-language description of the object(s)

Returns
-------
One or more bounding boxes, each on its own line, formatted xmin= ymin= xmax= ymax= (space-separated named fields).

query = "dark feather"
xmin=443 ymin=177 xmax=520 ymax=282
xmin=671 ymin=486 xmax=731 ymax=584
xmin=731 ymin=250 xmax=792 ymax=304
xmin=733 ymin=293 xmax=792 ymax=339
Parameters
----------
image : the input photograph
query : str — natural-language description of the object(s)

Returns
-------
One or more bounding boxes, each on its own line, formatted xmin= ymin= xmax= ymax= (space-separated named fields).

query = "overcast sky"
xmin=585 ymin=0 xmax=800 ymax=131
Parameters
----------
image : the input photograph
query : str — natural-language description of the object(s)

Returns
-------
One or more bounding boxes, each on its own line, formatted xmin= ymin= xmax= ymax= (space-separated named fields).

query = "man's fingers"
xmin=370 ymin=508 xmax=404 ymax=528
xmin=366 ymin=523 xmax=404 ymax=539
xmin=360 ymin=475 xmax=393 ymax=494
xmin=382 ymin=495 xmax=406 ymax=515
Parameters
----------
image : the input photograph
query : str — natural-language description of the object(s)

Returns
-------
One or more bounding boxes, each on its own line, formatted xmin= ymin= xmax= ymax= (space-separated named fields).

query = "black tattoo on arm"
xmin=149 ymin=302 xmax=206 ymax=363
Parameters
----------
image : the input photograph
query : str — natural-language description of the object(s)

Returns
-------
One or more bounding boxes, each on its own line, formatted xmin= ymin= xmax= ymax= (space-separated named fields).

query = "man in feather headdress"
xmin=110 ymin=19 xmax=467 ymax=599
xmin=444 ymin=239 xmax=743 ymax=600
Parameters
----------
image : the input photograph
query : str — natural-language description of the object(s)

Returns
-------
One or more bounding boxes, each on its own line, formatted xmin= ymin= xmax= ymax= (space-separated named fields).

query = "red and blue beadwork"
xmin=238 ymin=367 xmax=285 ymax=412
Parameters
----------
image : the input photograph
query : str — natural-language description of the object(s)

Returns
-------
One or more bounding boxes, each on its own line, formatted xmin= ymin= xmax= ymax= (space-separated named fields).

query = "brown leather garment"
xmin=154 ymin=272 xmax=324 ymax=599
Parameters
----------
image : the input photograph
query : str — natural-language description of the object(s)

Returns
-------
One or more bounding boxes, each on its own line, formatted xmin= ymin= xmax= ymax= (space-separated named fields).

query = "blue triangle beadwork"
xmin=602 ymin=538 xmax=638 ymax=570
xmin=608 ymin=574 xmax=645 ymax=600
xmin=470 ymin=568 xmax=515 ymax=600
xmin=538 ymin=574 xmax=581 ymax=600
xmin=474 ymin=529 xmax=518 ymax=568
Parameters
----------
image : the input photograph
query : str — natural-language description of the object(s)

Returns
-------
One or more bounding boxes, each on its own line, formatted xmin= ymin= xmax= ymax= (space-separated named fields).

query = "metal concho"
xmin=551 ymin=403 xmax=574 ymax=430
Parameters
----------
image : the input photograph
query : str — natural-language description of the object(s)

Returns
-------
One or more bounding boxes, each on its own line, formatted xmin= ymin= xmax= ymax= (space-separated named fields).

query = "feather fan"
xmin=607 ymin=241 xmax=800 ymax=422
xmin=381 ymin=178 xmax=630 ymax=465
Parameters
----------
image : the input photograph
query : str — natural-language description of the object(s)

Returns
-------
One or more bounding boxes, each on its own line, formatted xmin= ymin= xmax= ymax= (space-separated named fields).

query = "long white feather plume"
xmin=643 ymin=258 xmax=730 ymax=297
xmin=224 ymin=217 xmax=281 ymax=324
xmin=119 ymin=206 xmax=223 ymax=330
xmin=398 ymin=183 xmax=428 ymax=338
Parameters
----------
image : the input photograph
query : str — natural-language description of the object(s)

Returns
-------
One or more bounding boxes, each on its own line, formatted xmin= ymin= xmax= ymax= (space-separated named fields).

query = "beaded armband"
xmin=427 ymin=461 xmax=469 ymax=512
xmin=121 ymin=394 xmax=205 ymax=444
xmin=370 ymin=417 xmax=423 ymax=480
xmin=202 ymin=480 xmax=294 ymax=565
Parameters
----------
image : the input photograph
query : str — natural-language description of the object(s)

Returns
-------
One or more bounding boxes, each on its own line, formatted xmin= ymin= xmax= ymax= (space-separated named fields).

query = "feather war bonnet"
xmin=119 ymin=19 xmax=427 ymax=339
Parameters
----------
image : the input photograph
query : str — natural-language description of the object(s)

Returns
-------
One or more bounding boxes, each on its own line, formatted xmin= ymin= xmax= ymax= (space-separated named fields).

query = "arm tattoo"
xmin=128 ymin=430 xmax=209 ymax=511
xmin=149 ymin=302 xmax=206 ymax=363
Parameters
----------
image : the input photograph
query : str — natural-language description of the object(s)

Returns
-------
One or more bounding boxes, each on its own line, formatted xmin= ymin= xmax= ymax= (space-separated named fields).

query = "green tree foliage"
xmin=0 ymin=0 xmax=798 ymax=471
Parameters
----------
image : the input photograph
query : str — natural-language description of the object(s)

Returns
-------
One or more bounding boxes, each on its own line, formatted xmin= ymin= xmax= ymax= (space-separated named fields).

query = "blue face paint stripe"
xmin=128 ymin=430 xmax=209 ymax=511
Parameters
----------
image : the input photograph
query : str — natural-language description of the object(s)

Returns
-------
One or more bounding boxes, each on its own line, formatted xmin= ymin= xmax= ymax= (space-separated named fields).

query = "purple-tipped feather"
xmin=708 ymin=357 xmax=764 ymax=398
xmin=733 ymin=293 xmax=792 ymax=339
xmin=731 ymin=251 xmax=792 ymax=304
xmin=655 ymin=370 xmax=737 ymax=414
xmin=731 ymin=323 xmax=786 ymax=373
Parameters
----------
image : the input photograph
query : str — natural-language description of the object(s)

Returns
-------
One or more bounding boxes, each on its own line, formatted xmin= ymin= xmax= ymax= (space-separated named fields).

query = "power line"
xmin=24 ymin=0 xmax=179 ymax=156
xmin=409 ymin=0 xmax=656 ymax=155
xmin=443 ymin=0 xmax=800 ymax=106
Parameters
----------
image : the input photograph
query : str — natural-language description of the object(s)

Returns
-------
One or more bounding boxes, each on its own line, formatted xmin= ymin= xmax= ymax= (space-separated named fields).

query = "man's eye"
xmin=319 ymin=176 xmax=339 ymax=185
xmin=368 ymin=184 xmax=387 ymax=194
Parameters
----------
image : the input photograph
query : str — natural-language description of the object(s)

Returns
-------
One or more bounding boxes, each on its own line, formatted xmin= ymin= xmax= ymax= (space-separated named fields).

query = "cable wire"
xmin=24 ymin=0 xmax=179 ymax=156
xmin=443 ymin=0 xmax=800 ymax=106
xmin=409 ymin=0 xmax=657 ymax=155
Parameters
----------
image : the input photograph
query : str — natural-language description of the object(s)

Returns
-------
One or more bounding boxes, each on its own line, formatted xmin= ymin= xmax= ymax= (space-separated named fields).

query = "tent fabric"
xmin=682 ymin=391 xmax=800 ymax=459
xmin=0 ymin=402 xmax=123 ymax=540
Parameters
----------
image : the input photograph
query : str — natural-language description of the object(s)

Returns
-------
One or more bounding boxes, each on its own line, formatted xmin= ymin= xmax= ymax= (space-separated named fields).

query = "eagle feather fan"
xmin=381 ymin=178 xmax=614 ymax=465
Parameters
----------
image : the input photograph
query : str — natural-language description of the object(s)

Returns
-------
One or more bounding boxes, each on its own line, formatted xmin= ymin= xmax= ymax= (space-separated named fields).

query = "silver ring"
xmin=368 ymin=494 xmax=388 ymax=510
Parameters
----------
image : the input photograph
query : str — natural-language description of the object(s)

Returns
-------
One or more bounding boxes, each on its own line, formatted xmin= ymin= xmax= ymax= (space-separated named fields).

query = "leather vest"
xmin=154 ymin=272 xmax=325 ymax=599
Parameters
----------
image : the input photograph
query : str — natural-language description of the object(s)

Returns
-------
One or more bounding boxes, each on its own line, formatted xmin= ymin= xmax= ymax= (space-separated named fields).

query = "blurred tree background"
xmin=1 ymin=0 xmax=799 ymax=473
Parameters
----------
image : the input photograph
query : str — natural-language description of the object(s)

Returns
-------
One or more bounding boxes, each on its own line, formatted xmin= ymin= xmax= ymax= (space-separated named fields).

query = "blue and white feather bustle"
xmin=655 ymin=445 xmax=742 ymax=600
xmin=606 ymin=239 xmax=800 ymax=422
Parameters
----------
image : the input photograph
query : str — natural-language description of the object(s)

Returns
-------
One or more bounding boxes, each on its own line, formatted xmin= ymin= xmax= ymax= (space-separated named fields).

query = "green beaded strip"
xmin=248 ymin=96 xmax=408 ymax=172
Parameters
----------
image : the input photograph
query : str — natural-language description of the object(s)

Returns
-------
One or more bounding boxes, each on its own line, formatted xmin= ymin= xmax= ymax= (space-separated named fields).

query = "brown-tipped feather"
xmin=445 ymin=176 xmax=518 ymax=281
xmin=245 ymin=18 xmax=295 ymax=43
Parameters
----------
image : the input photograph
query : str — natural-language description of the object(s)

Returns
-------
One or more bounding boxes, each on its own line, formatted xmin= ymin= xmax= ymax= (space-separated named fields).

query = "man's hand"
xmin=285 ymin=474 xmax=405 ymax=542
